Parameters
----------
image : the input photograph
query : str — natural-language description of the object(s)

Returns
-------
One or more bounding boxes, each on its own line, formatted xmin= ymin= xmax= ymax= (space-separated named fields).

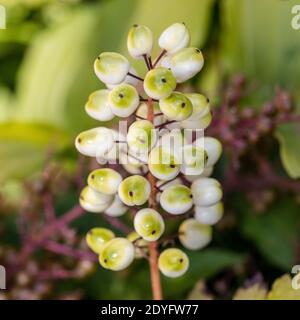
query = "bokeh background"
xmin=0 ymin=0 xmax=300 ymax=299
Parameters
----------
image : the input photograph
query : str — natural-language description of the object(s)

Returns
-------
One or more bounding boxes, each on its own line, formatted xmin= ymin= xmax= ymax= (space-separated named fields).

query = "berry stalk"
xmin=147 ymin=96 xmax=163 ymax=300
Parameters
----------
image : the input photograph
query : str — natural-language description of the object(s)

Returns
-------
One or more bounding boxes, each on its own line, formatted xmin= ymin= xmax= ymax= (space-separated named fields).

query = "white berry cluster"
xmin=76 ymin=23 xmax=223 ymax=278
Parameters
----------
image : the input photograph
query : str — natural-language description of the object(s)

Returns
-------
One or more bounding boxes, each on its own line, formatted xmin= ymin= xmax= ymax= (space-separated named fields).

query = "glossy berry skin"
xmin=134 ymin=208 xmax=165 ymax=241
xmin=202 ymin=137 xmax=223 ymax=167
xmin=127 ymin=231 xmax=149 ymax=259
xmin=106 ymin=67 xmax=139 ymax=89
xmin=179 ymin=218 xmax=212 ymax=250
xmin=159 ymin=92 xmax=193 ymax=121
xmin=180 ymin=112 xmax=212 ymax=129
xmin=118 ymin=175 xmax=151 ymax=206
xmin=85 ymin=89 xmax=114 ymax=122
xmin=78 ymin=22 xmax=223 ymax=279
xmin=180 ymin=145 xmax=207 ymax=176
xmin=191 ymin=178 xmax=223 ymax=207
xmin=194 ymin=202 xmax=224 ymax=225
xmin=148 ymin=146 xmax=180 ymax=181
xmin=99 ymin=238 xmax=135 ymax=271
xmin=79 ymin=186 xmax=113 ymax=213
xmin=158 ymin=248 xmax=189 ymax=278
xmin=185 ymin=93 xmax=210 ymax=119
xmin=170 ymin=47 xmax=204 ymax=83
xmin=88 ymin=168 xmax=122 ymax=195
xmin=109 ymin=83 xmax=139 ymax=117
xmin=127 ymin=24 xmax=153 ymax=58
xmin=127 ymin=120 xmax=157 ymax=154
xmin=94 ymin=52 xmax=130 ymax=85
xmin=86 ymin=228 xmax=115 ymax=254
xmin=159 ymin=22 xmax=190 ymax=54
xmin=75 ymin=127 xmax=114 ymax=158
xmin=143 ymin=67 xmax=176 ymax=100
xmin=104 ymin=195 xmax=127 ymax=217
xmin=160 ymin=184 xmax=193 ymax=215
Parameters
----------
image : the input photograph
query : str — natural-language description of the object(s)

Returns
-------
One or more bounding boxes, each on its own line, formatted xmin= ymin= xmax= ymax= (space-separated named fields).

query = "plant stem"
xmin=44 ymin=240 xmax=97 ymax=262
xmin=148 ymin=241 xmax=162 ymax=300
xmin=127 ymin=72 xmax=144 ymax=82
xmin=153 ymin=49 xmax=166 ymax=68
xmin=147 ymin=96 xmax=163 ymax=300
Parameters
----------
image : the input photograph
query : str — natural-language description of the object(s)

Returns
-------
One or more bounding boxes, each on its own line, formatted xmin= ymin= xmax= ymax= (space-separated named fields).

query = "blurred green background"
xmin=0 ymin=0 xmax=300 ymax=299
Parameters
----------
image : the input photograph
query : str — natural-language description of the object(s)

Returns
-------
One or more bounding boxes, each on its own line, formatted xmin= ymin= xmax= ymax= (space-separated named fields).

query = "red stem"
xmin=146 ymin=96 xmax=163 ymax=300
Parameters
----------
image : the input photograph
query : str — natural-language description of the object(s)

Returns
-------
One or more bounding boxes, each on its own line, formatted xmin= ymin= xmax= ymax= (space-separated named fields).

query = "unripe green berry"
xmin=86 ymin=227 xmax=115 ymax=254
xmin=194 ymin=202 xmax=224 ymax=225
xmin=134 ymin=208 xmax=165 ymax=241
xmin=127 ymin=24 xmax=153 ymax=58
xmin=159 ymin=22 xmax=190 ymax=54
xmin=127 ymin=120 xmax=157 ymax=154
xmin=148 ymin=146 xmax=180 ymax=180
xmin=85 ymin=89 xmax=114 ymax=122
xmin=180 ymin=145 xmax=207 ymax=176
xmin=159 ymin=92 xmax=193 ymax=121
xmin=158 ymin=248 xmax=189 ymax=278
xmin=75 ymin=127 xmax=114 ymax=157
xmin=143 ymin=67 xmax=176 ymax=100
xmin=191 ymin=178 xmax=222 ymax=207
xmin=184 ymin=165 xmax=214 ymax=182
xmin=179 ymin=218 xmax=212 ymax=250
xmin=79 ymin=186 xmax=113 ymax=213
xmin=94 ymin=52 xmax=129 ymax=85
xmin=202 ymin=137 xmax=222 ymax=167
xmin=88 ymin=168 xmax=122 ymax=195
xmin=118 ymin=175 xmax=150 ymax=206
xmin=185 ymin=93 xmax=210 ymax=119
xmin=106 ymin=67 xmax=139 ymax=89
xmin=170 ymin=47 xmax=204 ymax=83
xmin=160 ymin=184 xmax=193 ymax=215
xmin=109 ymin=83 xmax=139 ymax=117
xmin=104 ymin=195 xmax=127 ymax=217
xmin=180 ymin=111 xmax=212 ymax=129
xmin=121 ymin=163 xmax=148 ymax=175
xmin=99 ymin=238 xmax=135 ymax=271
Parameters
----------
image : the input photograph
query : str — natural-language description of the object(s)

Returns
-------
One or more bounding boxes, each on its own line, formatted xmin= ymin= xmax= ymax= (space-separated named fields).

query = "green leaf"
xmin=221 ymin=0 xmax=300 ymax=90
xmin=14 ymin=0 xmax=137 ymax=134
xmin=275 ymin=123 xmax=300 ymax=179
xmin=240 ymin=198 xmax=300 ymax=270
xmin=0 ymin=122 xmax=70 ymax=182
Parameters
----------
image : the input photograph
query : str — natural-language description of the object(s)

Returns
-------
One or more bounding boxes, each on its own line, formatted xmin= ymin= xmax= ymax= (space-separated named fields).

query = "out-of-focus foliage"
xmin=233 ymin=283 xmax=268 ymax=300
xmin=221 ymin=0 xmax=300 ymax=90
xmin=239 ymin=198 xmax=299 ymax=270
xmin=275 ymin=123 xmax=300 ymax=178
xmin=0 ymin=122 xmax=69 ymax=181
